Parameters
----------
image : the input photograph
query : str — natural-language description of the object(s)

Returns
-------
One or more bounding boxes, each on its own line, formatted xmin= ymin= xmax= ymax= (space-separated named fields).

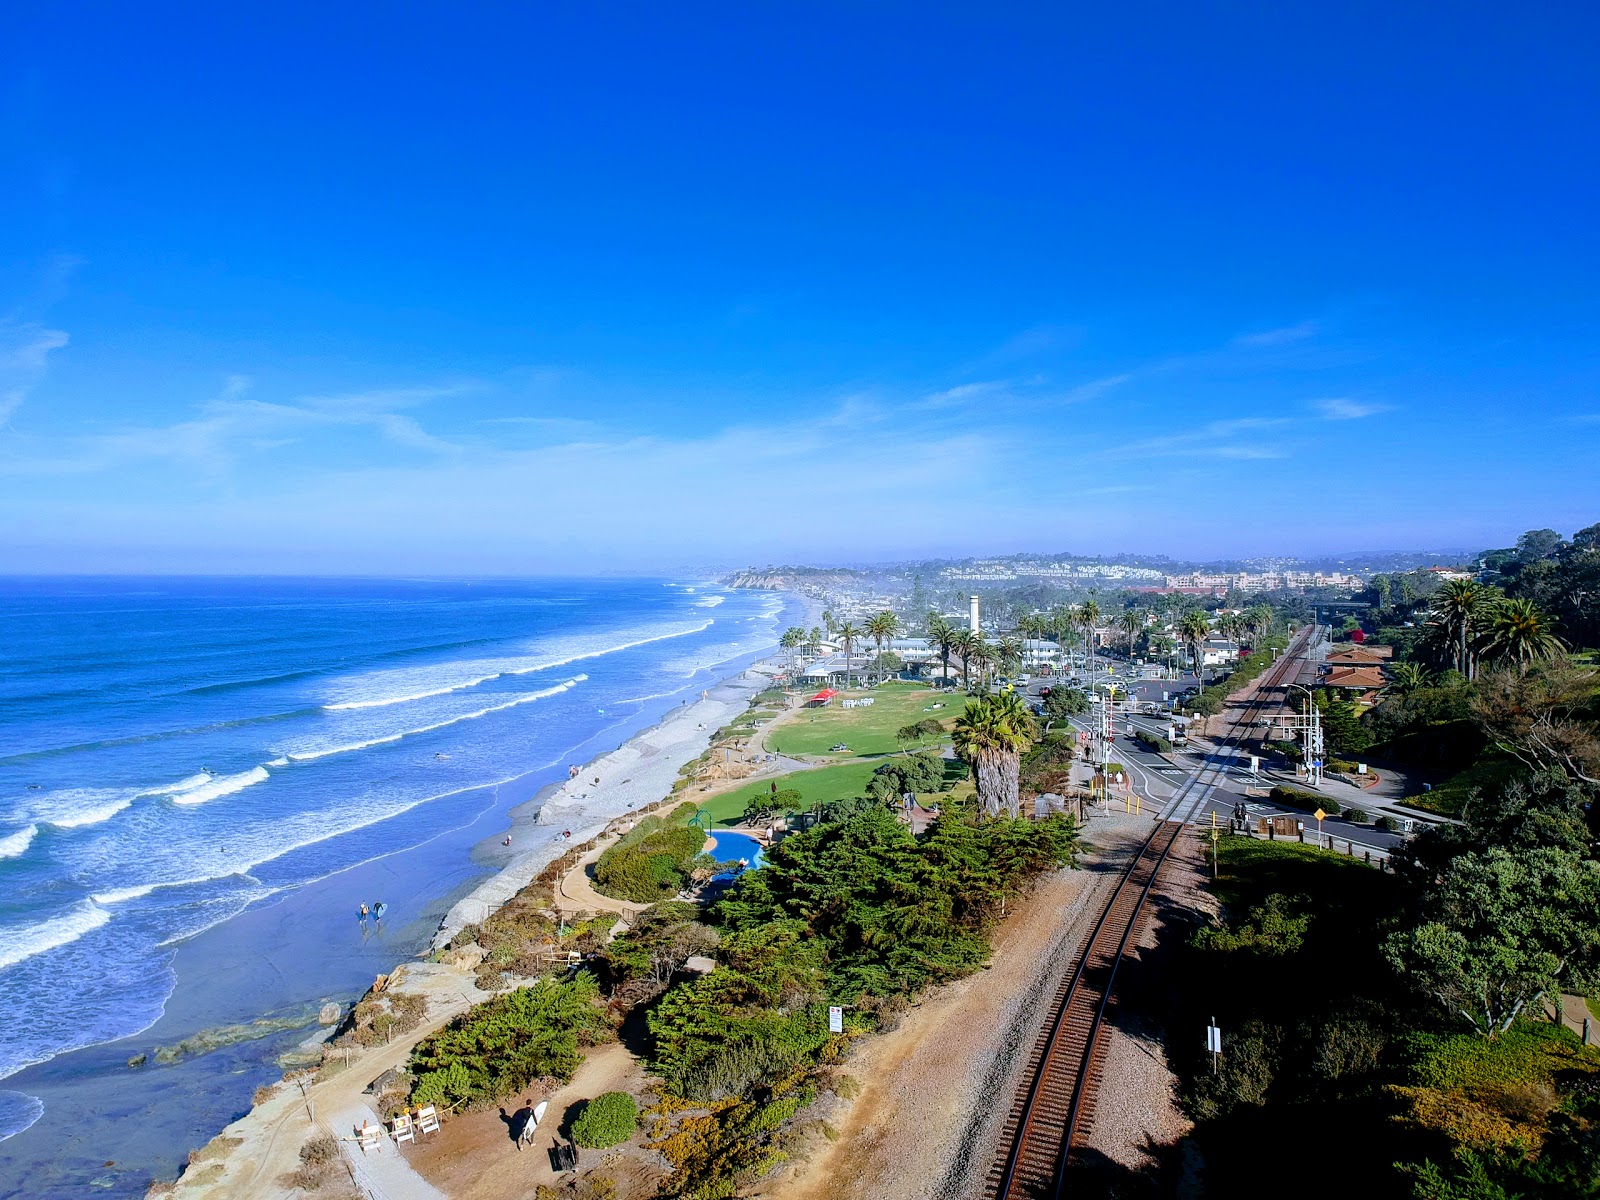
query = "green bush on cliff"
xmin=570 ymin=1091 xmax=639 ymax=1148
xmin=593 ymin=808 xmax=711 ymax=903
xmin=408 ymin=974 xmax=609 ymax=1111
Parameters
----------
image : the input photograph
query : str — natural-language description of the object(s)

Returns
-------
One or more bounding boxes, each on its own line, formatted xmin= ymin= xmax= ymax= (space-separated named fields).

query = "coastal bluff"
xmin=722 ymin=567 xmax=860 ymax=591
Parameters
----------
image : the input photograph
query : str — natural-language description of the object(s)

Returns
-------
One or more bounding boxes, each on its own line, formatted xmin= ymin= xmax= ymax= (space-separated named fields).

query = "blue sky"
xmin=2 ymin=4 xmax=1597 ymax=573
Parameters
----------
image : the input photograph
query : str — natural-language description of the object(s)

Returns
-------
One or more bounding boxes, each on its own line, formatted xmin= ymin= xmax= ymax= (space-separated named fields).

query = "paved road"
xmin=1041 ymin=630 xmax=1410 ymax=860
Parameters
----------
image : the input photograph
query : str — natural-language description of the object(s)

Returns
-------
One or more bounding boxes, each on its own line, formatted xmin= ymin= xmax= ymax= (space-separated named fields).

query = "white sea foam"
xmin=165 ymin=766 xmax=271 ymax=806
xmin=323 ymin=673 xmax=501 ymax=711
xmin=0 ymin=826 xmax=37 ymax=860
xmin=88 ymin=882 xmax=158 ymax=905
xmin=694 ymin=596 xmax=725 ymax=608
xmin=0 ymin=901 xmax=112 ymax=972
xmin=139 ymin=772 xmax=212 ymax=797
xmin=509 ymin=623 xmax=713 ymax=674
xmin=31 ymin=789 xmax=136 ymax=829
xmin=288 ymin=675 xmax=588 ymax=762
xmin=0 ymin=1091 xmax=45 ymax=1142
xmin=318 ymin=622 xmax=709 ymax=712
xmin=90 ymin=870 xmax=258 ymax=906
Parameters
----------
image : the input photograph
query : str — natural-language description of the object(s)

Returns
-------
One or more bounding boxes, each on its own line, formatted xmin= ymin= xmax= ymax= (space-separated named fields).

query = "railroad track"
xmin=987 ymin=627 xmax=1316 ymax=1200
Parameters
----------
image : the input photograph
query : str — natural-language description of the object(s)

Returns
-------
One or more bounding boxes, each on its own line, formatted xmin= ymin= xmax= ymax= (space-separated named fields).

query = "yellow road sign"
xmin=1314 ymin=808 xmax=1327 ymax=821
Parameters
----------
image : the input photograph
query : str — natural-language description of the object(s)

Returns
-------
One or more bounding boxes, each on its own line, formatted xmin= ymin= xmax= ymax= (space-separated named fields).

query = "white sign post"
xmin=828 ymin=1006 xmax=843 ymax=1034
xmin=1206 ymin=1020 xmax=1222 ymax=1074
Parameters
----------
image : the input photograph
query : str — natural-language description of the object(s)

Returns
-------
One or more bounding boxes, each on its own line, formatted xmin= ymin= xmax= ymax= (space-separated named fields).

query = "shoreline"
xmin=429 ymin=584 xmax=820 ymax=946
xmin=428 ymin=660 xmax=783 ymax=948
xmin=145 ymin=586 xmax=814 ymax=1197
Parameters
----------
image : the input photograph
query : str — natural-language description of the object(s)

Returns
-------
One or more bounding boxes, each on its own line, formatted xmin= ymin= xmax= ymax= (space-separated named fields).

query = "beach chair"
xmin=356 ymin=1122 xmax=384 ymax=1155
xmin=392 ymin=1112 xmax=415 ymax=1146
xmin=416 ymin=1105 xmax=441 ymax=1136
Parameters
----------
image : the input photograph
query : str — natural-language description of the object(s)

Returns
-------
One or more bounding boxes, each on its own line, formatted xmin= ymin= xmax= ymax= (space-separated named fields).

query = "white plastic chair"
xmin=392 ymin=1112 xmax=414 ymax=1146
xmin=356 ymin=1122 xmax=384 ymax=1154
xmin=416 ymin=1105 xmax=441 ymax=1136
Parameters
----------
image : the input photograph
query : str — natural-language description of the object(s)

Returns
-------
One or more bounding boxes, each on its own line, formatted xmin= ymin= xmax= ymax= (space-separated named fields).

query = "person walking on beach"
xmin=358 ymin=902 xmax=369 ymax=926
xmin=372 ymin=900 xmax=387 ymax=923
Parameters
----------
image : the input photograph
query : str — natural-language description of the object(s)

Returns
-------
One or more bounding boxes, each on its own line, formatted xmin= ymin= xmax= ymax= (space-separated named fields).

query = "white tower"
xmin=969 ymin=594 xmax=981 ymax=633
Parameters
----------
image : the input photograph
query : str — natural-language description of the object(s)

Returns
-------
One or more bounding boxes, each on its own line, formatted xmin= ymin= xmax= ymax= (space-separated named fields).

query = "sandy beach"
xmin=147 ymin=593 xmax=817 ymax=1199
xmin=431 ymin=660 xmax=786 ymax=948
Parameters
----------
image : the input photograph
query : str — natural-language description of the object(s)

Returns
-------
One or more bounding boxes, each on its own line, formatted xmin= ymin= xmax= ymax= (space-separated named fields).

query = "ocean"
xmin=0 ymin=576 xmax=790 ymax=1196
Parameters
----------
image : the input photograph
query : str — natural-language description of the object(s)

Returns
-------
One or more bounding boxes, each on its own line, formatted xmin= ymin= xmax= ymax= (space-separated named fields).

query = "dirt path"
xmin=162 ymin=963 xmax=496 ymax=1200
xmin=756 ymin=814 xmax=1157 ymax=1200
xmin=557 ymin=833 xmax=656 ymax=918
xmin=407 ymin=1040 xmax=653 ymax=1200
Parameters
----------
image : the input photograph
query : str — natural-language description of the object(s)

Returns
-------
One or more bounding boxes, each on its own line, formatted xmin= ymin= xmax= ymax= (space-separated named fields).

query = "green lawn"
xmin=673 ymin=761 xmax=882 ymax=827
xmin=766 ymin=683 xmax=960 ymax=759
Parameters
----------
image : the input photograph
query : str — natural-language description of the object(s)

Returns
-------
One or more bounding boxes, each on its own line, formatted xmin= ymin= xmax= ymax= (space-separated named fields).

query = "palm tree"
xmin=779 ymin=626 xmax=803 ymax=671
xmin=1179 ymin=610 xmax=1211 ymax=684
xmin=807 ymin=625 xmax=824 ymax=653
xmin=968 ymin=633 xmax=993 ymax=692
xmin=926 ymin=613 xmax=957 ymax=686
xmin=950 ymin=627 xmax=976 ymax=688
xmin=1386 ymin=661 xmax=1431 ymax=695
xmin=1428 ymin=579 xmax=1492 ymax=680
xmin=1079 ymin=600 xmax=1102 ymax=669
xmin=952 ymin=691 xmax=1038 ymax=818
xmin=1246 ymin=604 xmax=1276 ymax=645
xmin=1118 ymin=610 xmax=1143 ymax=659
xmin=822 ymin=610 xmax=838 ymax=641
xmin=835 ymin=621 xmax=862 ymax=688
xmin=1476 ymin=599 xmax=1564 ymax=670
xmin=865 ymin=611 xmax=900 ymax=682
xmin=997 ymin=634 xmax=1024 ymax=678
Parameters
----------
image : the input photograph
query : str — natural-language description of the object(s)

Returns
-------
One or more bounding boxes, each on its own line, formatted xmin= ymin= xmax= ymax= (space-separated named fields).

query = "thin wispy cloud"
xmin=0 ymin=320 xmax=71 ymax=428
xmin=1110 ymin=417 xmax=1294 ymax=460
xmin=914 ymin=380 xmax=1011 ymax=410
xmin=1061 ymin=374 xmax=1131 ymax=404
xmin=0 ymin=380 xmax=473 ymax=477
xmin=1234 ymin=320 xmax=1319 ymax=347
xmin=1313 ymin=397 xmax=1389 ymax=420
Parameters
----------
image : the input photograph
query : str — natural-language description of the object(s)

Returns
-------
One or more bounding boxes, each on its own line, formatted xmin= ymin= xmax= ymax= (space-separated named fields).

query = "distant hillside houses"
xmin=940 ymin=560 xmax=1165 ymax=582
xmin=1160 ymin=570 xmax=1362 ymax=593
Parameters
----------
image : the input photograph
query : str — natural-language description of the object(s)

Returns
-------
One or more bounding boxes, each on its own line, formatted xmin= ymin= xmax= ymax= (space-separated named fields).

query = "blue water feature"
xmin=0 ymin=575 xmax=798 ymax=1196
xmin=708 ymin=830 xmax=766 ymax=875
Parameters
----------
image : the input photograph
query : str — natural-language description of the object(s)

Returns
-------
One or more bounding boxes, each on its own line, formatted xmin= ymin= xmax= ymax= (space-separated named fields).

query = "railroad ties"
xmin=988 ymin=628 xmax=1316 ymax=1199
xmin=987 ymin=819 xmax=1185 ymax=1200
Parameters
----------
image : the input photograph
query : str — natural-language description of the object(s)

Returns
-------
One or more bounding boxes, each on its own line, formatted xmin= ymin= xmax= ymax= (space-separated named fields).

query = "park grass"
xmin=765 ymin=682 xmax=960 ymax=758
xmin=1211 ymin=835 xmax=1393 ymax=912
xmin=671 ymin=761 xmax=881 ymax=828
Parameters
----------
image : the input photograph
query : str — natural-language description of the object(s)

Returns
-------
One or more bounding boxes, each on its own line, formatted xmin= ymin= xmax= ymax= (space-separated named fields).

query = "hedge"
xmin=1269 ymin=785 xmax=1341 ymax=818
xmin=1134 ymin=729 xmax=1172 ymax=753
xmin=571 ymin=1091 xmax=638 ymax=1148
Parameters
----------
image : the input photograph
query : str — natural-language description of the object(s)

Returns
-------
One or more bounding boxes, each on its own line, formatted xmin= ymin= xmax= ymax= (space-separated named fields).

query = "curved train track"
xmin=986 ymin=627 xmax=1314 ymax=1200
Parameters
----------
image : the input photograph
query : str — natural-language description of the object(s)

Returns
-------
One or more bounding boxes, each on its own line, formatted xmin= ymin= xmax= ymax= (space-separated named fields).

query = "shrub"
xmin=285 ymin=1132 xmax=343 ymax=1193
xmin=593 ymin=817 xmax=709 ymax=904
xmin=408 ymin=974 xmax=609 ymax=1110
xmin=1135 ymin=729 xmax=1173 ymax=753
xmin=1374 ymin=815 xmax=1396 ymax=831
xmin=1270 ymin=786 xmax=1341 ymax=818
xmin=571 ymin=1091 xmax=639 ymax=1148
xmin=871 ymin=752 xmax=946 ymax=797
xmin=1345 ymin=808 xmax=1368 ymax=824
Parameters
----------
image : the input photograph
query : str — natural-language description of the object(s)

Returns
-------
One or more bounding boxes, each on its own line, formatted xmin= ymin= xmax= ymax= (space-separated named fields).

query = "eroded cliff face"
xmin=723 ymin=569 xmax=859 ymax=591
